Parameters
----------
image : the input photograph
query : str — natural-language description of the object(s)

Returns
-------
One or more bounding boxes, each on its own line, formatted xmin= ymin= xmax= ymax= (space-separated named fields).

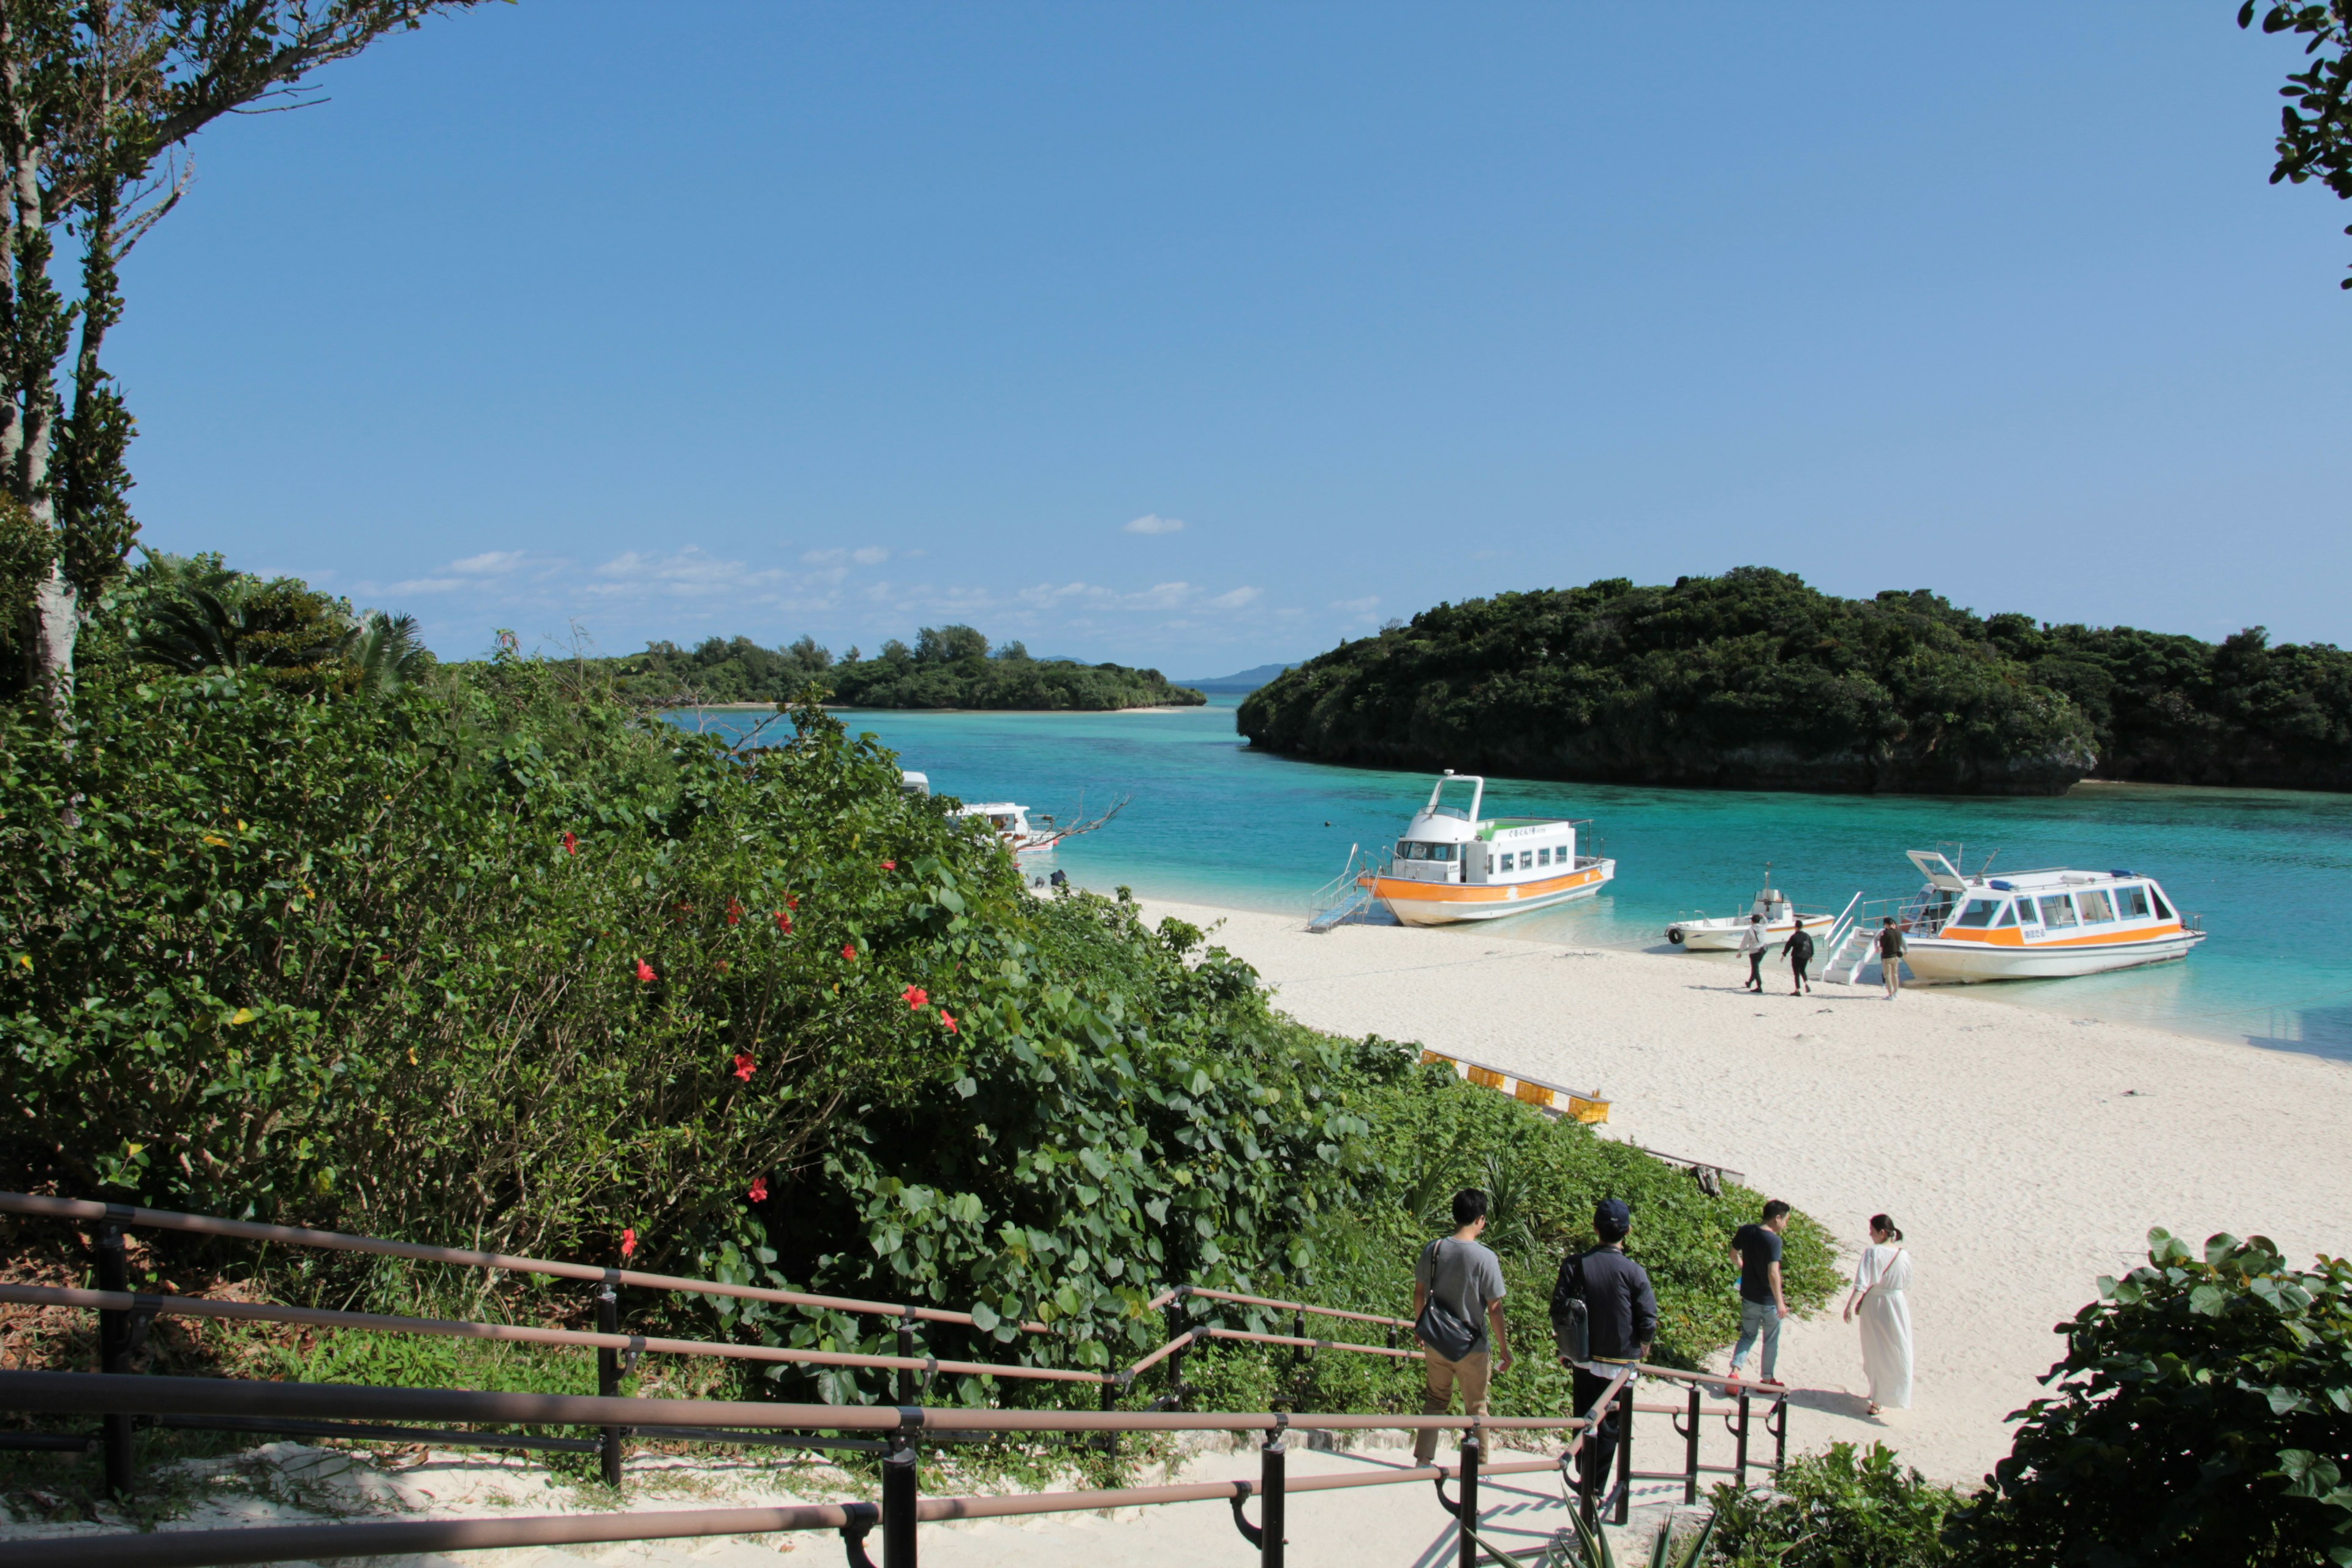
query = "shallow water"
xmin=671 ymin=699 xmax=2352 ymax=1060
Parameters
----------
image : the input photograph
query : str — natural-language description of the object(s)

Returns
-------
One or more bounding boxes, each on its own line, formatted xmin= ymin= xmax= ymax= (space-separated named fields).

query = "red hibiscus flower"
xmin=620 ymin=1227 xmax=638 ymax=1260
xmin=774 ymin=910 xmax=793 ymax=933
xmin=939 ymin=1009 xmax=959 ymax=1034
xmin=841 ymin=943 xmax=857 ymax=962
xmin=726 ymin=898 xmax=743 ymax=925
xmin=562 ymin=832 xmax=578 ymax=856
xmin=748 ymin=1175 xmax=768 ymax=1204
xmin=788 ymin=895 xmax=801 ymax=910
xmin=882 ymin=859 xmax=897 ymax=871
xmin=635 ymin=959 xmax=658 ymax=984
xmin=733 ymin=1052 xmax=756 ymax=1081
xmin=902 ymin=986 xmax=929 ymax=1009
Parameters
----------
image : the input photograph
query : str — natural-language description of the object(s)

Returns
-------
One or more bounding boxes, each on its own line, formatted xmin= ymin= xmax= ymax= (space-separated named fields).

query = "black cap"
xmin=1594 ymin=1198 xmax=1632 ymax=1232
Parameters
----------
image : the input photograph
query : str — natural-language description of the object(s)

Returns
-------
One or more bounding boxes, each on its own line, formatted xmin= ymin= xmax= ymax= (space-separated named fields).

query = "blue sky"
xmin=115 ymin=2 xmax=2352 ymax=672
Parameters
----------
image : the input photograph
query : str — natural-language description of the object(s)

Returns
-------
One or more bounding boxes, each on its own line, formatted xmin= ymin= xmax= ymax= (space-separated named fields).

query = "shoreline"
xmin=1121 ymin=890 xmax=2352 ymax=1485
xmin=668 ymin=702 xmax=1208 ymax=715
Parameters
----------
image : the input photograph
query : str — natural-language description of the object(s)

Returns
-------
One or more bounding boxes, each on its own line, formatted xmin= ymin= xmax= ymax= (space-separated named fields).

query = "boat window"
xmin=2150 ymin=886 xmax=2176 ymax=921
xmin=1404 ymin=842 xmax=1425 ymax=861
xmin=2118 ymin=885 xmax=2150 ymax=919
xmin=1995 ymin=900 xmax=2019 ymax=927
xmin=2037 ymin=894 xmax=2079 ymax=928
xmin=1500 ymin=851 xmax=1516 ymax=872
xmin=2076 ymin=889 xmax=2116 ymax=924
xmin=1539 ymin=846 xmax=1553 ymax=867
xmin=1951 ymin=897 xmax=2003 ymax=927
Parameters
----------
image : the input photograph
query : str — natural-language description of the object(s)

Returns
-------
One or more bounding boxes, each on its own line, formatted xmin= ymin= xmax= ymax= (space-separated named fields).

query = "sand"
xmin=1137 ymin=895 xmax=2352 ymax=1487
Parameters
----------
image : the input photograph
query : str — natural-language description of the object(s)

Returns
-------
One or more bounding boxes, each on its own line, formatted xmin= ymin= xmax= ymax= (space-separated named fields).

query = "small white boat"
xmin=1363 ymin=772 xmax=1615 ymax=926
xmin=952 ymin=802 xmax=1067 ymax=855
xmin=1892 ymin=851 xmax=2204 ymax=981
xmin=1665 ymin=875 xmax=1836 ymax=949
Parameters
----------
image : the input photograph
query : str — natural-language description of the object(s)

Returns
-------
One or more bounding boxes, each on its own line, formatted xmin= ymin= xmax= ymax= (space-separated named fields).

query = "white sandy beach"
xmin=1139 ymin=895 xmax=2352 ymax=1487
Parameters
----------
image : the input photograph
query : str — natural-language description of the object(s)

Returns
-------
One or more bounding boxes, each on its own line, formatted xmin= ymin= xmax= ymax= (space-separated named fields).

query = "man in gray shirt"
xmin=1410 ymin=1188 xmax=1513 ymax=1464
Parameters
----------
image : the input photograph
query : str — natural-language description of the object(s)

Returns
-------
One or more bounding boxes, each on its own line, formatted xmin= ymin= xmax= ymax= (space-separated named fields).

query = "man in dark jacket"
xmin=1550 ymin=1198 xmax=1658 ymax=1507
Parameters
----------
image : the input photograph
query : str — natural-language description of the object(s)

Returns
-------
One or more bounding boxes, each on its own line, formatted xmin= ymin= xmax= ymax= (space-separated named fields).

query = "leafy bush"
xmin=1238 ymin=567 xmax=2352 ymax=794
xmin=1706 ymin=1441 xmax=1959 ymax=1566
xmin=827 ymin=626 xmax=1204 ymax=710
xmin=1946 ymin=1228 xmax=2352 ymax=1567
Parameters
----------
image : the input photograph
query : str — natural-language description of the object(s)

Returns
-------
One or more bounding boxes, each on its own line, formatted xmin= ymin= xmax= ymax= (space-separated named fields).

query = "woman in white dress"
xmin=1841 ymin=1214 xmax=1912 ymax=1414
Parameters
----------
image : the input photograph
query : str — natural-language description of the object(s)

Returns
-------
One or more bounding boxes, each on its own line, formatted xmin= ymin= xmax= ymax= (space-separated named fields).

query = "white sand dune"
xmin=1142 ymin=896 xmax=2352 ymax=1487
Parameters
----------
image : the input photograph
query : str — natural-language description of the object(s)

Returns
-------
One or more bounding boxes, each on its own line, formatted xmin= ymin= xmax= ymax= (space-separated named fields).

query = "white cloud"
xmin=451 ymin=551 xmax=526 ymax=575
xmin=590 ymin=546 xmax=777 ymax=598
xmin=1331 ymin=595 xmax=1380 ymax=616
xmin=386 ymin=577 xmax=467 ymax=594
xmin=803 ymin=546 xmax=891 ymax=567
xmin=1208 ymin=586 xmax=1262 ymax=611
xmin=1123 ymin=514 xmax=1185 ymax=536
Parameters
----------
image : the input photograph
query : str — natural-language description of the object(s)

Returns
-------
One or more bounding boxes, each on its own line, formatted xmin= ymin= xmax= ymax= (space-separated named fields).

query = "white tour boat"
xmin=1665 ymin=873 xmax=1837 ymax=949
xmin=1363 ymin=772 xmax=1616 ymax=926
xmin=1890 ymin=851 xmax=2204 ymax=981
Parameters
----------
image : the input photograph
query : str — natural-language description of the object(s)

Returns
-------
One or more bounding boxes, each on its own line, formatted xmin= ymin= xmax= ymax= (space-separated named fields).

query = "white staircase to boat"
xmin=1819 ymin=892 xmax=1875 ymax=983
xmin=1306 ymin=844 xmax=1381 ymax=933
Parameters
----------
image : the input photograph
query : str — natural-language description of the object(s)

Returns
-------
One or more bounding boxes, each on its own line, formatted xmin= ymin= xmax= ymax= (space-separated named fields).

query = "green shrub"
xmin=1945 ymin=1229 xmax=2352 ymax=1567
xmin=1707 ymin=1441 xmax=1959 ymax=1567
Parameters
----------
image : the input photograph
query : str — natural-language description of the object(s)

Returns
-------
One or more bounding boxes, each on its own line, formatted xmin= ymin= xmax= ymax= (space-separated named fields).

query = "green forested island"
xmin=1238 ymin=568 xmax=2352 ymax=795
xmin=601 ymin=624 xmax=1204 ymax=711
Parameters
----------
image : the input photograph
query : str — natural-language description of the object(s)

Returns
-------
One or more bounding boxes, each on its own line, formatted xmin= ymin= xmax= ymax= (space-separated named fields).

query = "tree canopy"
xmin=1237 ymin=568 xmax=2352 ymax=794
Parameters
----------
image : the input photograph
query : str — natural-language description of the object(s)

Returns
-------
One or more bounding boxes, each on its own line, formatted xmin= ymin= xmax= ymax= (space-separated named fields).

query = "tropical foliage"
xmin=1238 ymin=568 xmax=2352 ymax=794
xmin=589 ymin=624 xmax=1204 ymax=712
xmin=2241 ymin=1 xmax=2352 ymax=288
xmin=2 ymin=573 xmax=1834 ymax=1419
xmin=1945 ymin=1228 xmax=2352 ymax=1567
xmin=1706 ymin=1442 xmax=1959 ymax=1567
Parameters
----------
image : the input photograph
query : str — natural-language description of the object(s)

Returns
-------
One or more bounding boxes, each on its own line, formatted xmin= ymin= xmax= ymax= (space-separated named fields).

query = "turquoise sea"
xmin=674 ymin=699 xmax=2352 ymax=1061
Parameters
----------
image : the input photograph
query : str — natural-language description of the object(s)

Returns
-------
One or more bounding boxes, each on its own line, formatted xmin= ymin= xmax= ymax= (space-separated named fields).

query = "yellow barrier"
xmin=1420 ymin=1049 xmax=1610 ymax=1124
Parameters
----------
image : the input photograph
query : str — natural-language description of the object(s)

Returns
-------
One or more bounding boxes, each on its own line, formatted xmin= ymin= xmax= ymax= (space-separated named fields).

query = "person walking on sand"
xmin=1727 ymin=1200 xmax=1792 ymax=1387
xmin=1550 ymin=1198 xmax=1657 ymax=1509
xmin=1782 ymin=918 xmax=1815 ymax=995
xmin=1843 ymin=1214 xmax=1913 ymax=1414
xmin=1738 ymin=914 xmax=1767 ymax=993
xmin=1877 ymin=918 xmax=1907 ymax=1000
xmin=1409 ymin=1188 xmax=1512 ymax=1465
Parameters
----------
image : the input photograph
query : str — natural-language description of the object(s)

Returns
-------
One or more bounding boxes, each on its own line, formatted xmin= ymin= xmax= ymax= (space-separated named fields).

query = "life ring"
xmin=1665 ymin=927 xmax=1686 ymax=944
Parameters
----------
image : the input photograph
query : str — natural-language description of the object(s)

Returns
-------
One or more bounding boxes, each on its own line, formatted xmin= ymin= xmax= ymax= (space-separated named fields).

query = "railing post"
xmin=1259 ymin=1424 xmax=1287 ymax=1568
xmin=595 ymin=1284 xmax=624 ymax=1487
xmin=882 ymin=1429 xmax=919 ymax=1567
xmin=1683 ymin=1383 xmax=1702 ymax=1506
xmin=1612 ymin=1380 xmax=1634 ymax=1525
xmin=1577 ymin=1412 xmax=1599 ymax=1536
xmin=95 ymin=1223 xmax=134 ymax=1501
xmin=1164 ymin=1294 xmax=1191 ymax=1404
xmin=1771 ymin=1390 xmax=1789 ymax=1475
xmin=1733 ymin=1388 xmax=1752 ymax=1490
xmin=1099 ymin=1376 xmax=1118 ymax=1458
xmin=895 ymin=1318 xmax=917 ymax=1406
xmin=1456 ymin=1425 xmax=1480 ymax=1568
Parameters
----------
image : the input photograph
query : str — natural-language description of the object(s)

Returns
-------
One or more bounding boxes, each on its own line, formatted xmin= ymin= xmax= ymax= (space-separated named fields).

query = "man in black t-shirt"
xmin=1727 ymin=1199 xmax=1791 ymax=1385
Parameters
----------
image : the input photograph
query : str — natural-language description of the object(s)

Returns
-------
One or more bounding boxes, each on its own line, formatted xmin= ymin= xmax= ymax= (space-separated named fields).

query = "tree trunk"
xmin=26 ymin=555 xmax=75 ymax=708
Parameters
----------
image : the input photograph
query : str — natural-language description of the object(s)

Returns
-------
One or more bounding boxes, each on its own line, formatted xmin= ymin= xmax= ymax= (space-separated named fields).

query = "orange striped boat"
xmin=1362 ymin=772 xmax=1616 ymax=926
xmin=1893 ymin=851 xmax=2205 ymax=982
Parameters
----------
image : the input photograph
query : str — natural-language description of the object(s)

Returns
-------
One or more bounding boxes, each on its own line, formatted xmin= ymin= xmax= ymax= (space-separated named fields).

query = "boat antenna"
xmin=1978 ymin=848 xmax=2000 ymax=876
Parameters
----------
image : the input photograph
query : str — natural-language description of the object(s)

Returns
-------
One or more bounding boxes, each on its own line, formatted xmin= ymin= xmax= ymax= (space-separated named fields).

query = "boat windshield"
xmin=1950 ymin=897 xmax=2004 ymax=928
xmin=2118 ymin=885 xmax=2151 ymax=919
xmin=1400 ymin=842 xmax=1458 ymax=862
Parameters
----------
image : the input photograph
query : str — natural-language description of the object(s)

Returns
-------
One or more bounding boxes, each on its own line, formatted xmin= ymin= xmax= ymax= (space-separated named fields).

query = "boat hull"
xmin=1670 ymin=915 xmax=1833 ymax=951
xmin=1902 ymin=926 xmax=2204 ymax=982
xmin=1370 ymin=861 xmax=1616 ymax=926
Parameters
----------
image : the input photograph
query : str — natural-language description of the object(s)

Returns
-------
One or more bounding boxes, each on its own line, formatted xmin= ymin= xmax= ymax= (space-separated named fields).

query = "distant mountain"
xmin=1179 ymin=662 xmax=1297 ymax=694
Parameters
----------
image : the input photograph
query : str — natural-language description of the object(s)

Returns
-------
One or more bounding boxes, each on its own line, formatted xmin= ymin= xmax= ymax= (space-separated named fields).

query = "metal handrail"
xmin=0 ymin=1369 xmax=1591 ymax=1434
xmin=0 ymin=1284 xmax=1109 ymax=1386
xmin=0 ymin=1191 xmax=1052 ymax=1335
xmin=1148 ymin=1283 xmax=1417 ymax=1330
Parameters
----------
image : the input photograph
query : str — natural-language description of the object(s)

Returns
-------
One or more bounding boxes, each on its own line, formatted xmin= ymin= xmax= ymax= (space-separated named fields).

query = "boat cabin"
xmin=1387 ymin=774 xmax=1589 ymax=886
xmin=1904 ymin=852 xmax=2182 ymax=943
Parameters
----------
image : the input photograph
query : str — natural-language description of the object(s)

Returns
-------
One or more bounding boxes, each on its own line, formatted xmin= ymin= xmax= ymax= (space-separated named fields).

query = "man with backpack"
xmin=1409 ymin=1188 xmax=1513 ymax=1466
xmin=1782 ymin=917 xmax=1816 ymax=995
xmin=1550 ymin=1198 xmax=1657 ymax=1507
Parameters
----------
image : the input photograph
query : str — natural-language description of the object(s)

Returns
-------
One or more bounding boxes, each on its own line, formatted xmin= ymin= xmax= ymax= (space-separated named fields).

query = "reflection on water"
xmin=676 ymin=701 xmax=2352 ymax=1061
